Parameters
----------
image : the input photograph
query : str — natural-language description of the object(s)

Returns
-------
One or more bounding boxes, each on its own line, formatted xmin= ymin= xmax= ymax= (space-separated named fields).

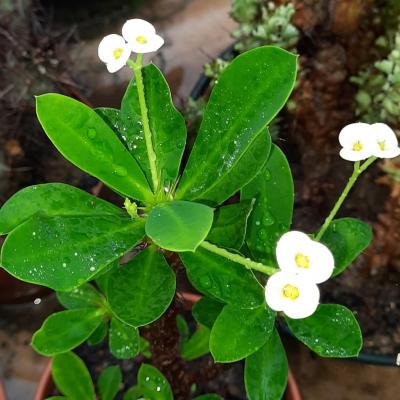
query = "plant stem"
xmin=199 ymin=241 xmax=277 ymax=276
xmin=127 ymin=55 xmax=159 ymax=192
xmin=315 ymin=156 xmax=377 ymax=241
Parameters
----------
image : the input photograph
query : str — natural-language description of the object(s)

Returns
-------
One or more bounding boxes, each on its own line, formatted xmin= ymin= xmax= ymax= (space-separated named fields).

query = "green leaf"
xmin=192 ymin=297 xmax=224 ymax=329
xmin=32 ymin=308 xmax=104 ymax=356
xmin=193 ymin=395 xmax=223 ymax=400
xmin=206 ymin=200 xmax=254 ymax=250
xmin=320 ymin=218 xmax=372 ymax=276
xmin=137 ymin=364 xmax=173 ymax=400
xmin=244 ymin=329 xmax=288 ymax=400
xmin=108 ymin=246 xmax=175 ymax=326
xmin=242 ymin=144 xmax=294 ymax=264
xmin=181 ymin=325 xmax=210 ymax=361
xmin=145 ymin=200 xmax=214 ymax=251
xmin=52 ymin=351 xmax=95 ymax=400
xmin=139 ymin=337 xmax=152 ymax=358
xmin=210 ymin=304 xmax=275 ymax=363
xmin=177 ymin=46 xmax=297 ymax=204
xmin=87 ymin=319 xmax=108 ymax=346
xmin=0 ymin=183 xmax=125 ymax=235
xmin=120 ymin=64 xmax=186 ymax=188
xmin=286 ymin=304 xmax=363 ymax=357
xmin=176 ymin=314 xmax=190 ymax=342
xmin=98 ymin=365 xmax=122 ymax=400
xmin=123 ymin=386 xmax=143 ymax=400
xmin=1 ymin=215 xmax=145 ymax=291
xmin=180 ymin=248 xmax=264 ymax=309
xmin=95 ymin=261 xmax=118 ymax=294
xmin=47 ymin=397 xmax=67 ymax=399
xmin=109 ymin=317 xmax=140 ymax=359
xmin=36 ymin=94 xmax=153 ymax=203
xmin=57 ymin=283 xmax=104 ymax=310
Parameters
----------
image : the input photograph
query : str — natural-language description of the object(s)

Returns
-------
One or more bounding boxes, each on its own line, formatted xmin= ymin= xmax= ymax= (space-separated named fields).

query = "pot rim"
xmin=33 ymin=291 xmax=302 ymax=400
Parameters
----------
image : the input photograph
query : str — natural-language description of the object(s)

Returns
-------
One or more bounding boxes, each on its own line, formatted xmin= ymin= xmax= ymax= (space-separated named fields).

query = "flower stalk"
xmin=315 ymin=156 xmax=377 ymax=241
xmin=199 ymin=240 xmax=277 ymax=276
xmin=128 ymin=55 xmax=159 ymax=193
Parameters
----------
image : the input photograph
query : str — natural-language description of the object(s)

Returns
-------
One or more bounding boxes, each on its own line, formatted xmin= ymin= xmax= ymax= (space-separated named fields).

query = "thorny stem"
xmin=200 ymin=241 xmax=277 ymax=276
xmin=127 ymin=55 xmax=159 ymax=193
xmin=315 ymin=156 xmax=377 ymax=241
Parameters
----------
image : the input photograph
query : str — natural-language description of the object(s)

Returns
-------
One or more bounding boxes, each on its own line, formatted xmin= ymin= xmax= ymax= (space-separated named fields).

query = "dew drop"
xmin=264 ymin=169 xmax=272 ymax=181
xmin=114 ymin=165 xmax=127 ymax=177
xmin=258 ymin=229 xmax=267 ymax=239
xmin=33 ymin=298 xmax=41 ymax=305
xmin=90 ymin=266 xmax=96 ymax=272
xmin=156 ymin=386 xmax=161 ymax=392
xmin=263 ymin=213 xmax=275 ymax=226
xmin=87 ymin=128 xmax=97 ymax=139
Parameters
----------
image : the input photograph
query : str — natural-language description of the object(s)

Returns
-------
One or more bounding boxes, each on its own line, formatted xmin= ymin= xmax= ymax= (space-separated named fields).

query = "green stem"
xmin=315 ymin=156 xmax=377 ymax=241
xmin=200 ymin=241 xmax=277 ymax=276
xmin=127 ymin=55 xmax=159 ymax=192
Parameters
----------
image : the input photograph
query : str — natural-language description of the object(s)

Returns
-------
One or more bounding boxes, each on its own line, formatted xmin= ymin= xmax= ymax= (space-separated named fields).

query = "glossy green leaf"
xmin=206 ymin=199 xmax=254 ymax=250
xmin=180 ymin=248 xmax=264 ymax=309
xmin=193 ymin=395 xmax=223 ymax=400
xmin=192 ymin=297 xmax=224 ymax=329
xmin=1 ymin=215 xmax=145 ymax=290
xmin=245 ymin=329 xmax=288 ymax=400
xmin=36 ymin=94 xmax=153 ymax=202
xmin=177 ymin=46 xmax=297 ymax=204
xmin=139 ymin=337 xmax=152 ymax=358
xmin=320 ymin=218 xmax=372 ymax=276
xmin=286 ymin=304 xmax=362 ymax=357
xmin=242 ymin=144 xmax=294 ymax=264
xmin=32 ymin=308 xmax=104 ymax=356
xmin=210 ymin=304 xmax=275 ymax=362
xmin=0 ymin=183 xmax=125 ymax=235
xmin=47 ymin=397 xmax=67 ymax=399
xmin=87 ymin=319 xmax=108 ymax=346
xmin=95 ymin=261 xmax=118 ymax=294
xmin=120 ymin=63 xmax=186 ymax=188
xmin=57 ymin=283 xmax=104 ymax=310
xmin=52 ymin=351 xmax=95 ymax=400
xmin=181 ymin=325 xmax=210 ymax=361
xmin=145 ymin=200 xmax=214 ymax=251
xmin=98 ymin=365 xmax=122 ymax=400
xmin=108 ymin=246 xmax=175 ymax=326
xmin=109 ymin=317 xmax=140 ymax=359
xmin=137 ymin=364 xmax=173 ymax=400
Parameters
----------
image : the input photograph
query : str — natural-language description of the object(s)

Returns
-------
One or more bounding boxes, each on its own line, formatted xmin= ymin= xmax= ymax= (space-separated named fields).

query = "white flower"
xmin=339 ymin=122 xmax=376 ymax=161
xmin=370 ymin=123 xmax=400 ymax=159
xmin=122 ymin=19 xmax=164 ymax=54
xmin=276 ymin=231 xmax=334 ymax=284
xmin=265 ymin=271 xmax=320 ymax=319
xmin=98 ymin=34 xmax=131 ymax=73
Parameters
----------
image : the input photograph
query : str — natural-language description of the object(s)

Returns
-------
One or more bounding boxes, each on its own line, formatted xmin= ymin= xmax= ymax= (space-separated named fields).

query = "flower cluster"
xmin=339 ymin=122 xmax=400 ymax=161
xmin=265 ymin=231 xmax=334 ymax=319
xmin=98 ymin=19 xmax=164 ymax=73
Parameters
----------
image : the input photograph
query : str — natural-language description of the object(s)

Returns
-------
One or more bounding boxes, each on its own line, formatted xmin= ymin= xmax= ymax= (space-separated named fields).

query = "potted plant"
xmin=1 ymin=15 xmax=397 ymax=399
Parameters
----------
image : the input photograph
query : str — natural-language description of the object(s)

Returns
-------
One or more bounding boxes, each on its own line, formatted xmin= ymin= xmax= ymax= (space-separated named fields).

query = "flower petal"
xmin=276 ymin=231 xmax=310 ymax=272
xmin=339 ymin=148 xmax=372 ymax=162
xmin=122 ymin=19 xmax=156 ymax=41
xmin=338 ymin=122 xmax=375 ymax=148
xmin=128 ymin=34 xmax=164 ymax=54
xmin=306 ymin=241 xmax=335 ymax=283
xmin=98 ymin=34 xmax=126 ymax=63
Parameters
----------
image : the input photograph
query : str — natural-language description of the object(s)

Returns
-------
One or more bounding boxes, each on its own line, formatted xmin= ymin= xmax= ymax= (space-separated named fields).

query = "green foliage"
xmin=177 ymin=46 xmax=297 ymax=205
xmin=145 ymin=201 xmax=214 ymax=251
xmin=320 ymin=218 xmax=372 ymax=276
xmin=98 ymin=366 xmax=122 ymax=400
xmin=137 ymin=364 xmax=173 ymax=400
xmin=245 ymin=329 xmax=288 ymax=400
xmin=107 ymin=246 xmax=176 ymax=327
xmin=52 ymin=352 xmax=96 ymax=400
xmin=242 ymin=144 xmax=294 ymax=264
xmin=109 ymin=317 xmax=140 ymax=359
xmin=192 ymin=297 xmax=224 ymax=329
xmin=32 ymin=308 xmax=105 ymax=355
xmin=180 ymin=248 xmax=264 ymax=309
xmin=286 ymin=304 xmax=363 ymax=357
xmin=180 ymin=324 xmax=211 ymax=361
xmin=209 ymin=304 xmax=275 ymax=362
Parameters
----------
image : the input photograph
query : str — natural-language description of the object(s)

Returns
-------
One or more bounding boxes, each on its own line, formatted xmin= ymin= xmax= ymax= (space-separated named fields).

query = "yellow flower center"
xmin=295 ymin=252 xmax=310 ymax=269
xmin=283 ymin=284 xmax=300 ymax=300
xmin=378 ymin=140 xmax=386 ymax=151
xmin=113 ymin=48 xmax=124 ymax=60
xmin=352 ymin=141 xmax=363 ymax=151
xmin=136 ymin=35 xmax=148 ymax=44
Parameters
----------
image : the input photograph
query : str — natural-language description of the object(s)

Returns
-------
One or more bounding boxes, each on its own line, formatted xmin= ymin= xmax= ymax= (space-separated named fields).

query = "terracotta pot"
xmin=0 ymin=380 xmax=6 ymax=400
xmin=34 ymin=292 xmax=302 ymax=400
